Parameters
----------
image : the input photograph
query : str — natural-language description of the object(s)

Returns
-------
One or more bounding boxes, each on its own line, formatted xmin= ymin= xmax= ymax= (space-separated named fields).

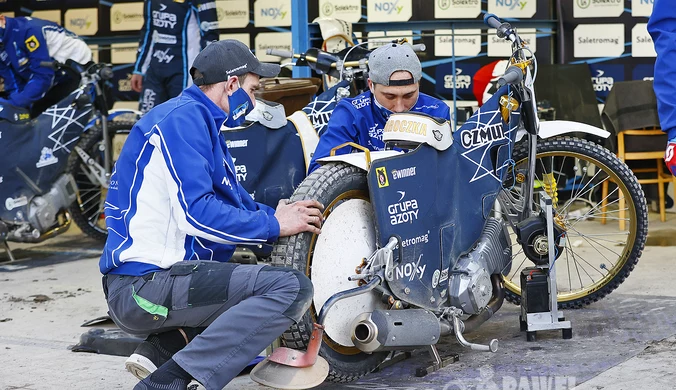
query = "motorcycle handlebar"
xmin=483 ymin=13 xmax=502 ymax=30
xmin=410 ymin=43 xmax=426 ymax=52
xmin=40 ymin=61 xmax=57 ymax=70
xmin=498 ymin=66 xmax=523 ymax=86
xmin=266 ymin=49 xmax=294 ymax=58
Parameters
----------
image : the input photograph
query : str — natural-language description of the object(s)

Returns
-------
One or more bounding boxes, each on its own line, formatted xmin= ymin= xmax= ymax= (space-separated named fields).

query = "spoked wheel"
xmin=65 ymin=121 xmax=134 ymax=241
xmin=272 ymin=163 xmax=389 ymax=383
xmin=500 ymin=137 xmax=648 ymax=309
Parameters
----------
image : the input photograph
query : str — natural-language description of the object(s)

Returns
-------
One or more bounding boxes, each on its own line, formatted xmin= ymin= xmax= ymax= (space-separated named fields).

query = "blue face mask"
xmin=224 ymin=83 xmax=253 ymax=128
xmin=371 ymin=89 xmax=392 ymax=120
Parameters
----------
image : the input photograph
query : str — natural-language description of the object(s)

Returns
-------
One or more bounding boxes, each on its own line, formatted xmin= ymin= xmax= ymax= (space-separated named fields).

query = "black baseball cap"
xmin=190 ymin=40 xmax=280 ymax=86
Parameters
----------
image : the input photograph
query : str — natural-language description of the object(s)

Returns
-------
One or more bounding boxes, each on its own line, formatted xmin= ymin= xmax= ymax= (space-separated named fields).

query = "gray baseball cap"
xmin=368 ymin=43 xmax=422 ymax=86
xmin=190 ymin=40 xmax=280 ymax=86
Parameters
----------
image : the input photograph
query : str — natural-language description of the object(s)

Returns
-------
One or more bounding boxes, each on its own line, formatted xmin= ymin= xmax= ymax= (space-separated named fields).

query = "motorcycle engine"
xmin=28 ymin=174 xmax=78 ymax=233
xmin=448 ymin=218 xmax=512 ymax=315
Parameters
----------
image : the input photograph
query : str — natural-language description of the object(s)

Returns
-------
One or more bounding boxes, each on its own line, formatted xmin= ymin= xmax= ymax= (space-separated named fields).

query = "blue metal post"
xmin=451 ymin=24 xmax=457 ymax=132
xmin=292 ymin=0 xmax=311 ymax=78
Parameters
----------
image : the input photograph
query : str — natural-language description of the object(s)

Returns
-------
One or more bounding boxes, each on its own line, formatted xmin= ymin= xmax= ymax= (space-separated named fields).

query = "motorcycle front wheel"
xmin=500 ymin=136 xmax=648 ymax=309
xmin=271 ymin=162 xmax=389 ymax=383
xmin=65 ymin=121 xmax=134 ymax=242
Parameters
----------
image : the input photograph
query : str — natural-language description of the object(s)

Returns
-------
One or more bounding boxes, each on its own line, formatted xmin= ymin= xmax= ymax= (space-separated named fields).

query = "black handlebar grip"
xmin=484 ymin=13 xmax=502 ymax=29
xmin=265 ymin=49 xmax=294 ymax=58
xmin=100 ymin=67 xmax=114 ymax=80
xmin=40 ymin=61 xmax=57 ymax=69
xmin=410 ymin=44 xmax=426 ymax=52
xmin=498 ymin=66 xmax=523 ymax=87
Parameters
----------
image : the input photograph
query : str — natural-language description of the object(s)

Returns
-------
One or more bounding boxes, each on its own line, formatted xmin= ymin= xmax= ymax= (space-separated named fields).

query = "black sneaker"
xmin=125 ymin=338 xmax=175 ymax=380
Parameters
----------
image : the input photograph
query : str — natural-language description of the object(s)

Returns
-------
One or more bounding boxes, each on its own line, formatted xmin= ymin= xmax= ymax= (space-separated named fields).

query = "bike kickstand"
xmin=1 ymin=240 xmax=15 ymax=263
xmin=415 ymin=345 xmax=459 ymax=377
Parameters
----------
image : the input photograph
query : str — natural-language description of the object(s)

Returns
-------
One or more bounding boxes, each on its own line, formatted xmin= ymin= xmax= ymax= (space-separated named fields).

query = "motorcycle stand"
xmin=520 ymin=192 xmax=573 ymax=342
xmin=372 ymin=346 xmax=459 ymax=378
xmin=415 ymin=345 xmax=459 ymax=377
xmin=1 ymin=240 xmax=16 ymax=263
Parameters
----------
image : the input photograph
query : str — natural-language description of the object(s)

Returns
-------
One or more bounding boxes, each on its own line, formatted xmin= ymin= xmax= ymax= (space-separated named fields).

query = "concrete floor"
xmin=0 ymin=210 xmax=675 ymax=390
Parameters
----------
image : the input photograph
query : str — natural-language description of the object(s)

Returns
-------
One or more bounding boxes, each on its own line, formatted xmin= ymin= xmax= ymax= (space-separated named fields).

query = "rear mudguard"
xmin=514 ymin=120 xmax=610 ymax=142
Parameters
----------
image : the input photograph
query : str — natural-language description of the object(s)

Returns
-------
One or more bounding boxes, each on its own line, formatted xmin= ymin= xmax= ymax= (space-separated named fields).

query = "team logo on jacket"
xmin=376 ymin=167 xmax=389 ymax=188
xmin=351 ymin=97 xmax=370 ymax=109
xmin=25 ymin=36 xmax=40 ymax=52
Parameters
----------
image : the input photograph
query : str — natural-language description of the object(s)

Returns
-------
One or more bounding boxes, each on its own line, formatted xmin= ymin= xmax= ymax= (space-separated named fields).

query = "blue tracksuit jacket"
xmin=648 ymin=0 xmax=676 ymax=141
xmin=100 ymin=85 xmax=280 ymax=276
xmin=0 ymin=17 xmax=91 ymax=108
xmin=308 ymin=91 xmax=452 ymax=173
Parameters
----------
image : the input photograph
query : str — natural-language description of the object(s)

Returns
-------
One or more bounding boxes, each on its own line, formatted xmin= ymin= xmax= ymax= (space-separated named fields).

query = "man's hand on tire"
xmin=275 ymin=199 xmax=325 ymax=237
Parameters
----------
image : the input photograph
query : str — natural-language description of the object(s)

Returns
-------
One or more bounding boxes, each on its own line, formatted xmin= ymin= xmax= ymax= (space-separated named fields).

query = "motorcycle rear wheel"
xmin=502 ymin=137 xmax=648 ymax=309
xmin=65 ymin=121 xmax=134 ymax=242
xmin=271 ymin=162 xmax=388 ymax=383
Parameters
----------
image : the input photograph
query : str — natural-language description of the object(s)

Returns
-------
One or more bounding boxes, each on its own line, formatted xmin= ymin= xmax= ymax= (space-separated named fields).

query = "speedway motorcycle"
xmin=250 ymin=14 xmax=648 ymax=386
xmin=0 ymin=59 xmax=138 ymax=258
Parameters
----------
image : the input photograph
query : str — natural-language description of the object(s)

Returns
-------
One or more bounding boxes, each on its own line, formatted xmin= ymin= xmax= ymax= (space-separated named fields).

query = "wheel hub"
xmin=515 ymin=214 xmax=564 ymax=266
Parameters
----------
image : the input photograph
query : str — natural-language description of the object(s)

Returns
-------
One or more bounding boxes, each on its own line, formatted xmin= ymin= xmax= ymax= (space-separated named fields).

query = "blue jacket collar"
xmin=183 ymin=84 xmax=227 ymax=127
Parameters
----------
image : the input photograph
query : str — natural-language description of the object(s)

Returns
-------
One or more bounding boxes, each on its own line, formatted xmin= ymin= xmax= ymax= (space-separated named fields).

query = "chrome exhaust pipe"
xmin=350 ymin=309 xmax=441 ymax=353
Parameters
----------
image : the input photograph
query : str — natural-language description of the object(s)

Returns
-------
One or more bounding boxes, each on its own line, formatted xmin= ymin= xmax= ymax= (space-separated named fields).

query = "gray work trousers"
xmin=104 ymin=261 xmax=313 ymax=390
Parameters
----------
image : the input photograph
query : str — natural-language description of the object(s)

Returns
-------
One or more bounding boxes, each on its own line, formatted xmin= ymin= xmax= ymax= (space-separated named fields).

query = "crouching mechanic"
xmin=100 ymin=40 xmax=323 ymax=390
xmin=0 ymin=15 xmax=92 ymax=117
xmin=308 ymin=42 xmax=451 ymax=173
xmin=648 ymin=0 xmax=676 ymax=176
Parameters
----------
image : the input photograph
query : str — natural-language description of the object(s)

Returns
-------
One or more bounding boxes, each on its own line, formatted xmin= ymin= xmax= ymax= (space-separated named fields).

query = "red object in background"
xmin=666 ymin=141 xmax=676 ymax=176
xmin=472 ymin=60 xmax=509 ymax=106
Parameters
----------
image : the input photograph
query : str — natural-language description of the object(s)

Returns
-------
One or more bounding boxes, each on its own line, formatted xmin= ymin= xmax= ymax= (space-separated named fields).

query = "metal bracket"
xmin=521 ymin=192 xmax=572 ymax=339
xmin=75 ymin=146 xmax=108 ymax=188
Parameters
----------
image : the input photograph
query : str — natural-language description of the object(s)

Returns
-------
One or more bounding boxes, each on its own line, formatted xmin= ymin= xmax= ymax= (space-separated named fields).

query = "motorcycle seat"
xmin=382 ymin=112 xmax=453 ymax=151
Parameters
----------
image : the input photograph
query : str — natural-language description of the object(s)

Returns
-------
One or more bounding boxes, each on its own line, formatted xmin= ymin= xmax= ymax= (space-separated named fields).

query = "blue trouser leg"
xmin=105 ymin=262 xmax=313 ymax=390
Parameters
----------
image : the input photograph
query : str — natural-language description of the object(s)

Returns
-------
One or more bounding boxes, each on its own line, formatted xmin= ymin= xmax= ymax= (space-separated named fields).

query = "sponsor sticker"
xmin=632 ymin=0 xmax=654 ymax=17
xmin=574 ymin=0 xmax=624 ymax=18
xmin=254 ymin=0 xmax=292 ymax=27
xmin=388 ymin=191 xmax=419 ymax=225
xmin=435 ymin=0 xmax=481 ymax=19
xmin=435 ymin=29 xmax=481 ymax=57
xmin=488 ymin=28 xmax=536 ymax=57
xmin=25 ymin=35 xmax=40 ymax=52
xmin=376 ymin=167 xmax=390 ymax=188
xmin=394 ymin=254 xmax=426 ymax=281
xmin=111 ymin=2 xmax=144 ymax=31
xmin=5 ymin=196 xmax=28 ymax=211
xmin=573 ymin=24 xmax=624 ymax=58
xmin=319 ymin=0 xmax=362 ymax=22
xmin=255 ymin=32 xmax=292 ymax=62
xmin=632 ymin=23 xmax=656 ymax=58
xmin=367 ymin=0 xmax=412 ymax=22
xmin=36 ymin=147 xmax=58 ymax=168
xmin=216 ymin=0 xmax=250 ymax=28
xmin=461 ymin=123 xmax=506 ymax=149
xmin=65 ymin=8 xmax=99 ymax=35
xmin=391 ymin=166 xmax=416 ymax=180
xmin=487 ymin=0 xmax=536 ymax=18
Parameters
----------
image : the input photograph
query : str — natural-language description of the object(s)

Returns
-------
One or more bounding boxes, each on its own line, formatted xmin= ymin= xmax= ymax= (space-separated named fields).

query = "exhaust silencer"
xmin=350 ymin=309 xmax=441 ymax=353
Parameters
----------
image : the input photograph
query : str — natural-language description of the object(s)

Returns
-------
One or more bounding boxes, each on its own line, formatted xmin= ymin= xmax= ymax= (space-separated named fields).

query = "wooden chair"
xmin=601 ymin=128 xmax=676 ymax=230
